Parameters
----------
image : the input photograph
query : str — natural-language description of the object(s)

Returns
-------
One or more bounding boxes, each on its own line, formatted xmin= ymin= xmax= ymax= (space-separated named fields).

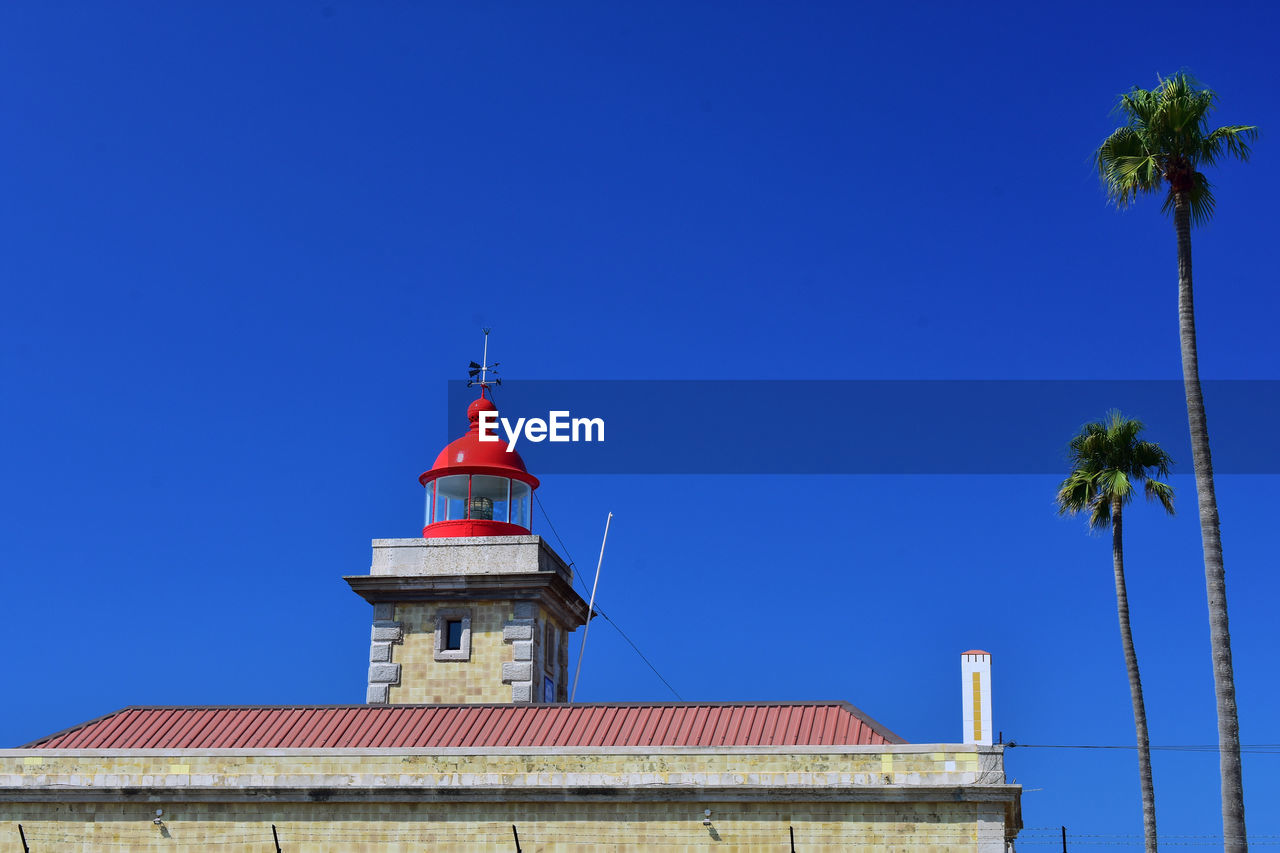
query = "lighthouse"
xmin=345 ymin=375 xmax=590 ymax=705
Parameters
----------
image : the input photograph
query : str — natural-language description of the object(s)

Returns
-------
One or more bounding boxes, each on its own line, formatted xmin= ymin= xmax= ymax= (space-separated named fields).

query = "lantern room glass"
xmin=470 ymin=475 xmax=510 ymax=522
xmin=510 ymin=479 xmax=532 ymax=529
xmin=432 ymin=474 xmax=469 ymax=522
xmin=426 ymin=474 xmax=533 ymax=530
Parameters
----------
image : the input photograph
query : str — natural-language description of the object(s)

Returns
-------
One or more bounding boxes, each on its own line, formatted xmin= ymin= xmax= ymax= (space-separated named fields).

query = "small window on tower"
xmin=542 ymin=623 xmax=557 ymax=703
xmin=433 ymin=609 xmax=472 ymax=661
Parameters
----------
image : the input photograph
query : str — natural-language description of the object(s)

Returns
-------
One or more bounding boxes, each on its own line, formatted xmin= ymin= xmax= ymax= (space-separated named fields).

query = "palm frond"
xmin=1188 ymin=172 xmax=1217 ymax=226
xmin=1102 ymin=468 xmax=1132 ymax=500
xmin=1096 ymin=127 xmax=1163 ymax=208
xmin=1056 ymin=474 xmax=1094 ymax=516
xmin=1089 ymin=493 xmax=1113 ymax=529
xmin=1145 ymin=480 xmax=1176 ymax=515
xmin=1132 ymin=440 xmax=1174 ymax=478
xmin=1200 ymin=125 xmax=1258 ymax=167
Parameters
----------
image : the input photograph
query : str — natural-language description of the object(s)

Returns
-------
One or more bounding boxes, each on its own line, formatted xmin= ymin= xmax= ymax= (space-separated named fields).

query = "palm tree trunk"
xmin=1174 ymin=191 xmax=1247 ymax=852
xmin=1112 ymin=500 xmax=1158 ymax=853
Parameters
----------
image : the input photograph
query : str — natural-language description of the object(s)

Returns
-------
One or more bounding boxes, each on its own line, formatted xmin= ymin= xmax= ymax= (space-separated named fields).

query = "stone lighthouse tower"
xmin=345 ymin=384 xmax=590 ymax=705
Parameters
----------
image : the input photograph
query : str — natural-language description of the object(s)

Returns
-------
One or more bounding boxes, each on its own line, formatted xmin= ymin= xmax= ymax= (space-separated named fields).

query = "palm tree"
xmin=1095 ymin=72 xmax=1256 ymax=852
xmin=1058 ymin=412 xmax=1174 ymax=853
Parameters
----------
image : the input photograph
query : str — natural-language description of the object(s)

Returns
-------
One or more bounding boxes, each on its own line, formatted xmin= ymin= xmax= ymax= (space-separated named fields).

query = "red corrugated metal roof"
xmin=22 ymin=702 xmax=904 ymax=749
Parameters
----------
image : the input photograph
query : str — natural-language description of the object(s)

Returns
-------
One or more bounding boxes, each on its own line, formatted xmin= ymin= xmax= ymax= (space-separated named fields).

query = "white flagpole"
xmin=570 ymin=512 xmax=613 ymax=703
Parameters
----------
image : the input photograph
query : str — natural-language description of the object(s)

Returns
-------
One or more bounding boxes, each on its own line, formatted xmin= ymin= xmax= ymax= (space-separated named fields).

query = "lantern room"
xmin=419 ymin=395 xmax=539 ymax=538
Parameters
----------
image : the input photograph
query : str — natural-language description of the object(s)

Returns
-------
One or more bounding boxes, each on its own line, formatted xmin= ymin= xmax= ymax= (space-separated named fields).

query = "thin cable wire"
xmin=594 ymin=609 xmax=684 ymax=700
xmin=534 ymin=490 xmax=589 ymax=597
xmin=535 ymin=491 xmax=686 ymax=696
xmin=1009 ymin=742 xmax=1280 ymax=753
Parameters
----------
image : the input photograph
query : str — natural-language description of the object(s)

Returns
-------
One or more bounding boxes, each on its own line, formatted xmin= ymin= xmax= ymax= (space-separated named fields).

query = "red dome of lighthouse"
xmin=424 ymin=396 xmax=539 ymax=482
xmin=418 ymin=393 xmax=539 ymax=539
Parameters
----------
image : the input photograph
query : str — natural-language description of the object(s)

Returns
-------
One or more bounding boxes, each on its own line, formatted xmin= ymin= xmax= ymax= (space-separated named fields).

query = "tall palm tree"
xmin=1095 ymin=72 xmax=1256 ymax=852
xmin=1058 ymin=412 xmax=1175 ymax=853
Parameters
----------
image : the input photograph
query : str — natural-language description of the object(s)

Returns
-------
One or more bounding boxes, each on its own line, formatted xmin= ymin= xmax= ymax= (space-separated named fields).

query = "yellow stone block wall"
xmin=0 ymin=799 xmax=996 ymax=852
xmin=385 ymin=601 xmax=574 ymax=704
xmin=1 ymin=748 xmax=1014 ymax=851
xmin=0 ymin=747 xmax=994 ymax=788
xmin=387 ymin=601 xmax=511 ymax=703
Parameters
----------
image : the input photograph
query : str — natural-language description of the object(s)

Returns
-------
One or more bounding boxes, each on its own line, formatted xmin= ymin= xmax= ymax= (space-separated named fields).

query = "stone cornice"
xmin=0 ymin=784 xmax=1022 ymax=806
xmin=344 ymin=572 xmax=590 ymax=629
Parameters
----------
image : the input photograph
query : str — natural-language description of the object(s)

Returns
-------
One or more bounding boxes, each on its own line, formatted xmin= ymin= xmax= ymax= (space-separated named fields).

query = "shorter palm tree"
xmin=1058 ymin=411 xmax=1174 ymax=853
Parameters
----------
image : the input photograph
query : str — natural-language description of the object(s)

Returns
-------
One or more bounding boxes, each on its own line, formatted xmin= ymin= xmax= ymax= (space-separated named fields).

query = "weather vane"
xmin=467 ymin=328 xmax=501 ymax=391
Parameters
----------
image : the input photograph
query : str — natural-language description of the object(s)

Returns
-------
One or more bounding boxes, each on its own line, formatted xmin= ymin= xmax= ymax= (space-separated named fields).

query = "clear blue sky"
xmin=2 ymin=1 xmax=1277 ymax=846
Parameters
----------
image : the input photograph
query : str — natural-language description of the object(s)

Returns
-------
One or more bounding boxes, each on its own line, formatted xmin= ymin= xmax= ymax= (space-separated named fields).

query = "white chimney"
xmin=961 ymin=650 xmax=992 ymax=745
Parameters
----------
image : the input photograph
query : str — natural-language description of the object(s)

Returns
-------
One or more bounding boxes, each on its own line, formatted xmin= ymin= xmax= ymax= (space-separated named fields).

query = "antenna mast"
xmin=571 ymin=511 xmax=613 ymax=703
xmin=467 ymin=328 xmax=501 ymax=392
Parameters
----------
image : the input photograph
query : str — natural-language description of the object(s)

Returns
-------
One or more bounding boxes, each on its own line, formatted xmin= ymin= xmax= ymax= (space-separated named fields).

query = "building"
xmin=0 ymin=387 xmax=1022 ymax=851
